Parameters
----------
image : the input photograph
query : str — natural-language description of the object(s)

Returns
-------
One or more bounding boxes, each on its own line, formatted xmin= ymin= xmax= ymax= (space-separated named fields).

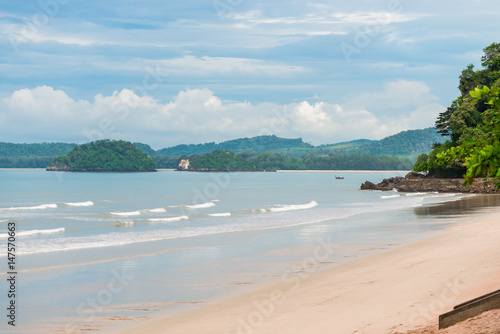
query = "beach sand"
xmin=112 ymin=210 xmax=500 ymax=334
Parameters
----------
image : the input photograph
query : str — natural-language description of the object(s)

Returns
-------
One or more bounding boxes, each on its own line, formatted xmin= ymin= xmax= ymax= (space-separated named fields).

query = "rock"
xmin=360 ymin=174 xmax=500 ymax=194
xmin=178 ymin=159 xmax=190 ymax=171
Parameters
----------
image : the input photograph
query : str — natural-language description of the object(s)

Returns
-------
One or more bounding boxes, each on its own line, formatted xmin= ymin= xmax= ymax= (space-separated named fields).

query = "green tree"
xmin=436 ymin=86 xmax=500 ymax=186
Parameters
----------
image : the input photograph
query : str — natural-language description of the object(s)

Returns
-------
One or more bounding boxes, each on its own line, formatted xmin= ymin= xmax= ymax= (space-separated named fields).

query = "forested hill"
xmin=0 ymin=142 xmax=76 ymax=157
xmin=47 ymin=140 xmax=157 ymax=172
xmin=156 ymin=135 xmax=313 ymax=156
xmin=315 ymin=128 xmax=447 ymax=157
xmin=0 ymin=128 xmax=445 ymax=168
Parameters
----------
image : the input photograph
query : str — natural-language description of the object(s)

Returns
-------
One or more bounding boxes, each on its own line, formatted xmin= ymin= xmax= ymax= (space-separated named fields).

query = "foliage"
xmin=0 ymin=142 xmax=75 ymax=158
xmin=303 ymin=152 xmax=413 ymax=170
xmin=316 ymin=128 xmax=446 ymax=157
xmin=49 ymin=140 xmax=157 ymax=171
xmin=415 ymin=42 xmax=500 ymax=181
xmin=0 ymin=156 xmax=55 ymax=168
xmin=188 ymin=150 xmax=257 ymax=170
xmin=152 ymin=155 xmax=179 ymax=169
xmin=436 ymin=86 xmax=500 ymax=186
xmin=434 ymin=43 xmax=500 ymax=145
xmin=133 ymin=142 xmax=157 ymax=156
xmin=243 ymin=151 xmax=307 ymax=170
xmin=184 ymin=149 xmax=412 ymax=171
xmin=158 ymin=135 xmax=313 ymax=156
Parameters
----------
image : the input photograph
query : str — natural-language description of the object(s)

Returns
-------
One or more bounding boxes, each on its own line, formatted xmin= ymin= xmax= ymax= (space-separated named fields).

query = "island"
xmin=46 ymin=139 xmax=157 ymax=172
xmin=177 ymin=150 xmax=276 ymax=172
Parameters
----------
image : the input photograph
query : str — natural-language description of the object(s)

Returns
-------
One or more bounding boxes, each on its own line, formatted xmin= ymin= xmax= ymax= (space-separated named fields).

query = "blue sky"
xmin=0 ymin=0 xmax=499 ymax=148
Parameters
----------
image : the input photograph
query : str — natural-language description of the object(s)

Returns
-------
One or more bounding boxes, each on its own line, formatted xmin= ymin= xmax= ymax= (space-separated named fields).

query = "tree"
xmin=436 ymin=86 xmax=500 ymax=186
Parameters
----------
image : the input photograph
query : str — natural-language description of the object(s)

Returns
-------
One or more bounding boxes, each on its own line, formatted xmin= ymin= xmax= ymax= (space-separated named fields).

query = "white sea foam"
xmin=65 ymin=201 xmax=94 ymax=207
xmin=380 ymin=194 xmax=400 ymax=199
xmin=185 ymin=202 xmax=216 ymax=209
xmin=404 ymin=193 xmax=427 ymax=197
xmin=115 ymin=221 xmax=135 ymax=227
xmin=148 ymin=215 xmax=189 ymax=223
xmin=207 ymin=212 xmax=231 ymax=217
xmin=269 ymin=201 xmax=318 ymax=213
xmin=0 ymin=227 xmax=65 ymax=238
xmin=0 ymin=203 xmax=58 ymax=211
xmin=148 ymin=208 xmax=167 ymax=213
xmin=111 ymin=211 xmax=141 ymax=216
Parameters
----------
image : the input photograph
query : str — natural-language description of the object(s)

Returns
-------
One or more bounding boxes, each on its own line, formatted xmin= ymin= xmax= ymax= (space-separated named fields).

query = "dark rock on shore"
xmin=360 ymin=172 xmax=500 ymax=194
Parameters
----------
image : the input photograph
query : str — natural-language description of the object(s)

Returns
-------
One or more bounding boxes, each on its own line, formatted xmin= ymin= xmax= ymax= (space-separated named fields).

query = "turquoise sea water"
xmin=0 ymin=170 xmax=499 ymax=333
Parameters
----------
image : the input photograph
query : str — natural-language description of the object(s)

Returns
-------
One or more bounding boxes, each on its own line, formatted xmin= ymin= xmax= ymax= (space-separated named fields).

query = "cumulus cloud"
xmin=0 ymin=82 xmax=443 ymax=147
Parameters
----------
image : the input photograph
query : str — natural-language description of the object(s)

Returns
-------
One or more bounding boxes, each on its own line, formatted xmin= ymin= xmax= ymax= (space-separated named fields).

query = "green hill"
xmin=47 ymin=140 xmax=157 ymax=172
xmin=157 ymin=135 xmax=313 ymax=156
xmin=315 ymin=128 xmax=447 ymax=157
xmin=184 ymin=150 xmax=259 ymax=171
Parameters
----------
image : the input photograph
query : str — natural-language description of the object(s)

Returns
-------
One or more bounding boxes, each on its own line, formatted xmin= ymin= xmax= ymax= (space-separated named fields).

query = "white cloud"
xmin=155 ymin=56 xmax=307 ymax=77
xmin=0 ymin=83 xmax=443 ymax=147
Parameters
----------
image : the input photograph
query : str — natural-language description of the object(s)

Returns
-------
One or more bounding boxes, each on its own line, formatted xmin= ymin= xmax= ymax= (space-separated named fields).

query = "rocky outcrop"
xmin=177 ymin=159 xmax=190 ymax=171
xmin=360 ymin=173 xmax=500 ymax=194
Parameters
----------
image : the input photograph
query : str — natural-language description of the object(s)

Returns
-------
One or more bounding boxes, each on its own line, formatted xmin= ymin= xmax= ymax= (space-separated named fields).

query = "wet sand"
xmin=110 ymin=209 xmax=500 ymax=334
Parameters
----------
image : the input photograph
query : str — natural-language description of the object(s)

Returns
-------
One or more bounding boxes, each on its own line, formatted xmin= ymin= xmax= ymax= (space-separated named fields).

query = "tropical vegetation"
xmin=413 ymin=42 xmax=500 ymax=185
xmin=48 ymin=140 xmax=157 ymax=171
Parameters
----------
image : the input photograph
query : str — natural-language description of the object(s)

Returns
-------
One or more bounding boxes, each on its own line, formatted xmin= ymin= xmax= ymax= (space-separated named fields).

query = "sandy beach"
xmin=112 ymin=208 xmax=500 ymax=334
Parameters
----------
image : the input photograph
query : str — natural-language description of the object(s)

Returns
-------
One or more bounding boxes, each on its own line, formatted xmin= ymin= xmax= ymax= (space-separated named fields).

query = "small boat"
xmin=335 ymin=176 xmax=344 ymax=180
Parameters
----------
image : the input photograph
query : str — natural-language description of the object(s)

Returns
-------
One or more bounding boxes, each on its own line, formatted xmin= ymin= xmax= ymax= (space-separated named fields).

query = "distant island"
xmin=177 ymin=150 xmax=275 ymax=172
xmin=46 ymin=140 xmax=157 ymax=172
xmin=1 ymin=127 xmax=447 ymax=171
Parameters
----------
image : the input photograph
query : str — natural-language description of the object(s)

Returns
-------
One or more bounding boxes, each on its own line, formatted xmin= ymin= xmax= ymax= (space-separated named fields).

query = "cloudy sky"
xmin=0 ymin=0 xmax=498 ymax=148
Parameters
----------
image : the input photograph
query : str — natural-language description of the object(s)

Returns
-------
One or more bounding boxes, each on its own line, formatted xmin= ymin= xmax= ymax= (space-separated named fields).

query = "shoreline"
xmin=111 ymin=208 xmax=500 ymax=334
xmin=0 ymin=168 xmax=408 ymax=173
xmin=277 ymin=169 xmax=409 ymax=173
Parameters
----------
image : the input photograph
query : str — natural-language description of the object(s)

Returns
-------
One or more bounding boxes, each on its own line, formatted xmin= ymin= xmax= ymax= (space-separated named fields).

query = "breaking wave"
xmin=0 ymin=203 xmax=58 ymax=211
xmin=0 ymin=227 xmax=65 ymax=238
xmin=148 ymin=215 xmax=189 ymax=223
xmin=207 ymin=212 xmax=232 ymax=217
xmin=65 ymin=201 xmax=94 ymax=207
xmin=268 ymin=201 xmax=318 ymax=213
xmin=110 ymin=211 xmax=141 ymax=217
xmin=185 ymin=202 xmax=216 ymax=209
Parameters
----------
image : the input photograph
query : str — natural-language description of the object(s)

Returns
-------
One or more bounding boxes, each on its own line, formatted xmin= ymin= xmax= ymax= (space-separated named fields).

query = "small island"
xmin=46 ymin=139 xmax=157 ymax=172
xmin=177 ymin=150 xmax=276 ymax=172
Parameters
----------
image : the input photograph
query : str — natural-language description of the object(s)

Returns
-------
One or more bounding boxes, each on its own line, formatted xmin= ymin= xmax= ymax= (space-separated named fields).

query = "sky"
xmin=0 ymin=0 xmax=499 ymax=149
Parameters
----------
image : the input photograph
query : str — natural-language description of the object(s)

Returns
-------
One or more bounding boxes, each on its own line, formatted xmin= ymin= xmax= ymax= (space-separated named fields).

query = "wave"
xmin=380 ymin=194 xmax=400 ymax=199
xmin=65 ymin=201 xmax=94 ymax=207
xmin=207 ymin=212 xmax=231 ymax=217
xmin=0 ymin=203 xmax=58 ymax=211
xmin=148 ymin=215 xmax=189 ymax=223
xmin=185 ymin=202 xmax=216 ymax=209
xmin=268 ymin=201 xmax=318 ymax=213
xmin=0 ymin=227 xmax=65 ymax=238
xmin=115 ymin=221 xmax=135 ymax=227
xmin=147 ymin=208 xmax=167 ymax=213
xmin=404 ymin=193 xmax=427 ymax=197
xmin=110 ymin=211 xmax=141 ymax=217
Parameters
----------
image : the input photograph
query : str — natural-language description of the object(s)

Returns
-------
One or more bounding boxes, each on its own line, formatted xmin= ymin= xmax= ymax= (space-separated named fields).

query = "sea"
xmin=1 ymin=169 xmax=500 ymax=333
